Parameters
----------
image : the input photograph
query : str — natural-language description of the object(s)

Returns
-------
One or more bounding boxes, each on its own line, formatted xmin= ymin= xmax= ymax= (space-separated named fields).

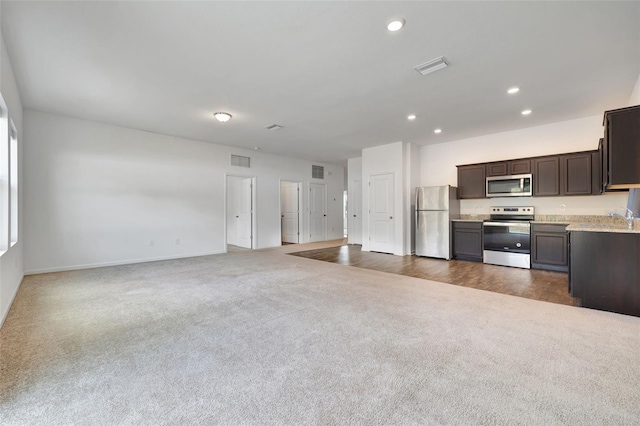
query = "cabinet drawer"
xmin=452 ymin=221 xmax=483 ymax=230
xmin=531 ymin=223 xmax=568 ymax=233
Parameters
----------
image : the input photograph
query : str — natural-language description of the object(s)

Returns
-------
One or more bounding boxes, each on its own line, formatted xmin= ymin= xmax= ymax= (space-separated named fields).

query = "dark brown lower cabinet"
xmin=452 ymin=221 xmax=483 ymax=262
xmin=570 ymin=231 xmax=640 ymax=317
xmin=531 ymin=223 xmax=568 ymax=272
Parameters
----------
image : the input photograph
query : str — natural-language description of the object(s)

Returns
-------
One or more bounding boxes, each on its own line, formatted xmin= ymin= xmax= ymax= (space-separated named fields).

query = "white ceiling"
xmin=2 ymin=1 xmax=639 ymax=166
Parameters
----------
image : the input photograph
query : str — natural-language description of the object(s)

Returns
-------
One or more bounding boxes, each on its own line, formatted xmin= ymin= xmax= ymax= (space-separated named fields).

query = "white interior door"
xmin=369 ymin=173 xmax=394 ymax=254
xmin=309 ymin=183 xmax=327 ymax=242
xmin=351 ymin=180 xmax=362 ymax=244
xmin=226 ymin=178 xmax=239 ymax=246
xmin=281 ymin=181 xmax=299 ymax=243
xmin=236 ymin=178 xmax=253 ymax=249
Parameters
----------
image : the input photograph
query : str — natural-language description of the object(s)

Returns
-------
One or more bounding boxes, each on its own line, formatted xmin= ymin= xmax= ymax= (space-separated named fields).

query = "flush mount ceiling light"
xmin=414 ymin=56 xmax=449 ymax=76
xmin=434 ymin=128 xmax=442 ymax=134
xmin=387 ymin=18 xmax=405 ymax=32
xmin=213 ymin=112 xmax=232 ymax=122
xmin=521 ymin=109 xmax=532 ymax=115
xmin=507 ymin=87 xmax=520 ymax=94
xmin=265 ymin=124 xmax=283 ymax=131
xmin=254 ymin=147 xmax=261 ymax=150
xmin=407 ymin=114 xmax=416 ymax=120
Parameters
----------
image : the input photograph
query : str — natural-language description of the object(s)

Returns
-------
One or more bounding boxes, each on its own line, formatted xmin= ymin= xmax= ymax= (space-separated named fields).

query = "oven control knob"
xmin=516 ymin=243 xmax=522 ymax=248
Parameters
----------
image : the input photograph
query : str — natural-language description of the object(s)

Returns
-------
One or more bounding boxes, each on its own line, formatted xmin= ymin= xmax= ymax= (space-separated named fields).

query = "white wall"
xmin=629 ymin=72 xmax=640 ymax=106
xmin=0 ymin=36 xmax=25 ymax=327
xmin=404 ymin=143 xmax=420 ymax=254
xmin=24 ymin=110 xmax=344 ymax=274
xmin=420 ymin=115 xmax=629 ymax=216
xmin=360 ymin=142 xmax=420 ymax=256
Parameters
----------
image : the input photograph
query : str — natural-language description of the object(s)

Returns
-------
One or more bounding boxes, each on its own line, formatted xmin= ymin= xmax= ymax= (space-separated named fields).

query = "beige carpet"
xmin=1 ymin=240 xmax=639 ymax=425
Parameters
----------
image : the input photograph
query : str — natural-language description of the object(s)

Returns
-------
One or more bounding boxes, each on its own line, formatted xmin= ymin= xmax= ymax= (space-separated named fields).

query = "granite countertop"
xmin=565 ymin=223 xmax=640 ymax=234
xmin=531 ymin=220 xmax=570 ymax=225
xmin=451 ymin=214 xmax=640 ymax=233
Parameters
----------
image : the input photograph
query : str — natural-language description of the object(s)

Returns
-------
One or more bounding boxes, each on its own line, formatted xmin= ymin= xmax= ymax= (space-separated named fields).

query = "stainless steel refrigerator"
xmin=415 ymin=185 xmax=460 ymax=259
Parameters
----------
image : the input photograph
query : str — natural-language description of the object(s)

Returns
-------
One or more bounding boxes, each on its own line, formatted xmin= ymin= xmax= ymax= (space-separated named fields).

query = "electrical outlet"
xmin=175 ymin=239 xmax=180 ymax=245
xmin=149 ymin=240 xmax=154 ymax=246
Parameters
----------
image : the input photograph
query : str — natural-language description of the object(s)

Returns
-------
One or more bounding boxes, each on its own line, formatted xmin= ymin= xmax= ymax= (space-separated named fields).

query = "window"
xmin=0 ymin=94 xmax=8 ymax=253
xmin=10 ymin=119 xmax=17 ymax=246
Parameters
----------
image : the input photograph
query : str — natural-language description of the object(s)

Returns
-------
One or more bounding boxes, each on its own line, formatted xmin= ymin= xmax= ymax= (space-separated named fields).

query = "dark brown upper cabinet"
xmin=485 ymin=159 xmax=531 ymax=177
xmin=560 ymin=152 xmax=592 ymax=196
xmin=458 ymin=150 xmax=599 ymax=199
xmin=533 ymin=156 xmax=560 ymax=196
xmin=456 ymin=164 xmax=486 ymax=199
xmin=603 ymin=105 xmax=640 ymax=190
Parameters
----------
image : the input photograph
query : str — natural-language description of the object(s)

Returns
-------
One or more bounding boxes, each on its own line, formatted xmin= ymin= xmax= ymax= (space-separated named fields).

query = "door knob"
xmin=389 ymin=216 xmax=393 ymax=219
xmin=324 ymin=214 xmax=327 ymax=217
xmin=236 ymin=215 xmax=239 ymax=218
xmin=353 ymin=215 xmax=356 ymax=217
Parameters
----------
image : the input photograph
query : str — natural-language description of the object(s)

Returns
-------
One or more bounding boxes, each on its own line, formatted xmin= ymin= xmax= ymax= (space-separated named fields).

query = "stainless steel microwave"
xmin=486 ymin=174 xmax=532 ymax=197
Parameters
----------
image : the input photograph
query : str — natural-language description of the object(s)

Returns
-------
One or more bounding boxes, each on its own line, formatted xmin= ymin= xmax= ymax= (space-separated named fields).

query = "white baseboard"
xmin=24 ymin=251 xmax=226 ymax=275
xmin=0 ymin=273 xmax=24 ymax=330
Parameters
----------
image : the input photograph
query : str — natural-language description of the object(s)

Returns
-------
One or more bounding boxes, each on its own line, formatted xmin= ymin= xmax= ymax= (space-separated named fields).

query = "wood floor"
xmin=289 ymin=244 xmax=578 ymax=306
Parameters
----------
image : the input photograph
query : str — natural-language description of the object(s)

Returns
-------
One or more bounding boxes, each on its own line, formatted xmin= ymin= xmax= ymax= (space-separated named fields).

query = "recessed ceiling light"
xmin=507 ymin=87 xmax=520 ymax=94
xmin=407 ymin=114 xmax=416 ymax=120
xmin=213 ymin=112 xmax=232 ymax=122
xmin=265 ymin=124 xmax=283 ymax=131
xmin=387 ymin=18 xmax=405 ymax=32
xmin=434 ymin=128 xmax=442 ymax=134
xmin=521 ymin=109 xmax=532 ymax=116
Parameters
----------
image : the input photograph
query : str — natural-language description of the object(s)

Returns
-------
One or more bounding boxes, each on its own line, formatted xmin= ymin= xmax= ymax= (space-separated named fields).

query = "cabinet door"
xmin=591 ymin=151 xmax=602 ymax=195
xmin=570 ymin=231 xmax=640 ymax=316
xmin=457 ymin=165 xmax=486 ymax=199
xmin=486 ymin=162 xmax=508 ymax=177
xmin=606 ymin=108 xmax=640 ymax=189
xmin=509 ymin=159 xmax=531 ymax=175
xmin=561 ymin=153 xmax=592 ymax=196
xmin=533 ymin=157 xmax=560 ymax=196
xmin=531 ymin=231 xmax=568 ymax=272
xmin=452 ymin=223 xmax=483 ymax=261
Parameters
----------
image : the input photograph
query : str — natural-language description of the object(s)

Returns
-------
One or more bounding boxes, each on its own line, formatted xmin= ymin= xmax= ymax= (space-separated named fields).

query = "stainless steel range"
xmin=483 ymin=206 xmax=534 ymax=269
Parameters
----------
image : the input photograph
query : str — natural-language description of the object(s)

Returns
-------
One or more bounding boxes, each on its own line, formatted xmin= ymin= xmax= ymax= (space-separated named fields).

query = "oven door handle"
xmin=483 ymin=222 xmax=531 ymax=228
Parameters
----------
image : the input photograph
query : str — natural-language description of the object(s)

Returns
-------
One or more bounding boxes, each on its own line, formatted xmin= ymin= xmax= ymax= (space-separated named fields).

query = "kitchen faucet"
xmin=609 ymin=208 xmax=636 ymax=230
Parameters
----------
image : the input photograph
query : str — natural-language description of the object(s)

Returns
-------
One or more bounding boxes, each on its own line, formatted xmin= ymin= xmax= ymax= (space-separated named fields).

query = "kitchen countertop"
xmin=531 ymin=220 xmax=570 ymax=225
xmin=565 ymin=223 xmax=640 ymax=233
xmin=451 ymin=216 xmax=640 ymax=233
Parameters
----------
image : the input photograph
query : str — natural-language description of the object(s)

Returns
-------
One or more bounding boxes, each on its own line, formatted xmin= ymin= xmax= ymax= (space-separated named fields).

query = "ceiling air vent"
xmin=265 ymin=124 xmax=283 ymax=131
xmin=230 ymin=154 xmax=250 ymax=168
xmin=414 ymin=56 xmax=449 ymax=76
xmin=312 ymin=165 xmax=324 ymax=179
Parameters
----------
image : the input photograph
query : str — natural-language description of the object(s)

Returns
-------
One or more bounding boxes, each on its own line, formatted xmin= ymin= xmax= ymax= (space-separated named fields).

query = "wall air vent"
xmin=230 ymin=154 xmax=250 ymax=168
xmin=312 ymin=165 xmax=324 ymax=179
xmin=265 ymin=124 xmax=283 ymax=131
xmin=414 ymin=56 xmax=449 ymax=76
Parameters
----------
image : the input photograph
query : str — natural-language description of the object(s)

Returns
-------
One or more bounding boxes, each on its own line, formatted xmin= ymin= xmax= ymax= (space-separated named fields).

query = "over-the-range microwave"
xmin=486 ymin=174 xmax=533 ymax=197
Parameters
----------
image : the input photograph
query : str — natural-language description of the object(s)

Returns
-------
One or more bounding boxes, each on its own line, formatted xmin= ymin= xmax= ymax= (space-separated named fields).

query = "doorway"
xmin=280 ymin=181 xmax=301 ymax=244
xmin=226 ymin=175 xmax=255 ymax=250
xmin=309 ymin=183 xmax=327 ymax=242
